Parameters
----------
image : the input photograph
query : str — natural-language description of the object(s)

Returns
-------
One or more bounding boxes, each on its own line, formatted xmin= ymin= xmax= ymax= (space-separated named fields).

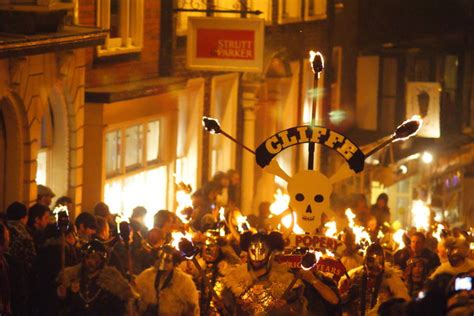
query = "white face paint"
xmin=287 ymin=170 xmax=333 ymax=233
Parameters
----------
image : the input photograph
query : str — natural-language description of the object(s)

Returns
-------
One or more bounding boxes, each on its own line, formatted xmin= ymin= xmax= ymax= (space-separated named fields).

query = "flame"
xmin=52 ymin=205 xmax=69 ymax=222
xmin=270 ymin=189 xmax=290 ymax=215
xmin=219 ymin=207 xmax=225 ymax=222
xmin=270 ymin=189 xmax=305 ymax=234
xmin=234 ymin=211 xmax=251 ymax=233
xmin=345 ymin=208 xmax=372 ymax=251
xmin=393 ymin=229 xmax=406 ymax=251
xmin=175 ymin=189 xmax=193 ymax=224
xmin=394 ymin=115 xmax=423 ymax=141
xmin=171 ymin=231 xmax=194 ymax=250
xmin=114 ymin=212 xmax=124 ymax=233
xmin=377 ymin=230 xmax=385 ymax=240
xmin=411 ymin=200 xmax=430 ymax=231
xmin=324 ymin=221 xmax=338 ymax=238
xmin=432 ymin=223 xmax=445 ymax=242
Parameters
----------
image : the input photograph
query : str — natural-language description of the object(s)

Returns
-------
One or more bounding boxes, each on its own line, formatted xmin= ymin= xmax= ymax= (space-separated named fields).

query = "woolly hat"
xmin=6 ymin=201 xmax=28 ymax=220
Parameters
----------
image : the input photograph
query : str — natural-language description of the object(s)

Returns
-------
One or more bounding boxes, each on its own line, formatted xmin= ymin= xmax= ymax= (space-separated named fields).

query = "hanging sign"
xmin=406 ymin=82 xmax=441 ymax=138
xmin=187 ymin=17 xmax=264 ymax=72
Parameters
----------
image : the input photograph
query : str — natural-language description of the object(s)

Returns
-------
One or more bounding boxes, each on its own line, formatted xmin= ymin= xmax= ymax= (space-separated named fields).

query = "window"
xmin=104 ymin=119 xmax=166 ymax=227
xmin=125 ymin=124 xmax=143 ymax=170
xmin=36 ymin=104 xmax=53 ymax=186
xmin=146 ymin=120 xmax=160 ymax=163
xmin=105 ymin=129 xmax=121 ymax=176
xmin=279 ymin=0 xmax=302 ymax=23
xmin=98 ymin=0 xmax=144 ymax=56
xmin=378 ymin=57 xmax=398 ymax=132
xmin=304 ymin=0 xmax=327 ymax=20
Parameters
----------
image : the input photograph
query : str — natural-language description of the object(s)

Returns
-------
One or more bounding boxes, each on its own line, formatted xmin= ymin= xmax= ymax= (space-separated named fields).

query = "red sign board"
xmin=196 ymin=29 xmax=255 ymax=60
xmin=187 ymin=17 xmax=264 ymax=72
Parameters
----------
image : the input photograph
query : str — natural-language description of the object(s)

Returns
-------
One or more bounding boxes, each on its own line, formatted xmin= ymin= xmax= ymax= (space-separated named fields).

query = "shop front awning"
xmin=85 ymin=77 xmax=188 ymax=103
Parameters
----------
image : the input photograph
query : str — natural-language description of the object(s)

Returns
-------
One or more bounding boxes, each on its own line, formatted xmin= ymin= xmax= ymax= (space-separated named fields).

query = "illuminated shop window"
xmin=104 ymin=119 xmax=166 ymax=226
xmin=125 ymin=124 xmax=143 ymax=171
xmin=105 ymin=129 xmax=122 ymax=177
xmin=146 ymin=120 xmax=160 ymax=163
xmin=98 ymin=0 xmax=144 ymax=56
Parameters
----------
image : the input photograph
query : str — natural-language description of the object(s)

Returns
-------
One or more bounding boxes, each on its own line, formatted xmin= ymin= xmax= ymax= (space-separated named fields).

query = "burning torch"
xmin=282 ymin=251 xmax=319 ymax=299
xmin=308 ymin=51 xmax=324 ymax=170
xmin=54 ymin=205 xmax=70 ymax=281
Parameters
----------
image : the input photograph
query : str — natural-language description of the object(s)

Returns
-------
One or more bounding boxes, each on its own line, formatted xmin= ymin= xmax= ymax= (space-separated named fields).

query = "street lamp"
xmin=421 ymin=151 xmax=433 ymax=164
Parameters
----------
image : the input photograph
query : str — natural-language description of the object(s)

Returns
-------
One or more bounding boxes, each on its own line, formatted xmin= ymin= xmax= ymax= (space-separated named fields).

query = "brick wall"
xmin=79 ymin=0 xmax=161 ymax=88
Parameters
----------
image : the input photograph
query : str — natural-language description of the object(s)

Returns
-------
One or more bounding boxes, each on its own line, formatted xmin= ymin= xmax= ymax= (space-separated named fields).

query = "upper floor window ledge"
xmin=97 ymin=0 xmax=144 ymax=57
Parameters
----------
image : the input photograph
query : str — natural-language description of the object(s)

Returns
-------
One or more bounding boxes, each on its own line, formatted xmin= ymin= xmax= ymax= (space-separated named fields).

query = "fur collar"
xmin=62 ymin=264 xmax=134 ymax=301
xmin=135 ymin=267 xmax=199 ymax=316
xmin=342 ymin=264 xmax=410 ymax=301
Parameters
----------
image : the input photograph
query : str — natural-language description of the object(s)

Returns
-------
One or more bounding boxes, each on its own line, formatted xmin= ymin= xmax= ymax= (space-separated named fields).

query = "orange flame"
xmin=270 ymin=189 xmax=305 ymax=234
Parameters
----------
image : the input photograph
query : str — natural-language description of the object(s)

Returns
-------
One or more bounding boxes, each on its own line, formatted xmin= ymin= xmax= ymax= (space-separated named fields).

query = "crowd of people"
xmin=0 ymin=174 xmax=472 ymax=316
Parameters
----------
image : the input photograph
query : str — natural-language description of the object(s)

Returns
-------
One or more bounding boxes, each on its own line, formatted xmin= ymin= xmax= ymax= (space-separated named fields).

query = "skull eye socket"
xmin=295 ymin=193 xmax=305 ymax=201
xmin=314 ymin=195 xmax=324 ymax=202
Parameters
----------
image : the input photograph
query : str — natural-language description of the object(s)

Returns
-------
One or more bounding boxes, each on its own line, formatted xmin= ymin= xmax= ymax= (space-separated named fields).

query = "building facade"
xmin=0 ymin=1 xmax=106 ymax=215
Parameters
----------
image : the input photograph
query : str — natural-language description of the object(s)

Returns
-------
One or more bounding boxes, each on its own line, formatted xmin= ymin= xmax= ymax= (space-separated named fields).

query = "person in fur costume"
xmin=339 ymin=243 xmax=409 ymax=316
xmin=221 ymin=231 xmax=307 ymax=316
xmin=135 ymin=244 xmax=200 ymax=316
xmin=57 ymin=239 xmax=136 ymax=315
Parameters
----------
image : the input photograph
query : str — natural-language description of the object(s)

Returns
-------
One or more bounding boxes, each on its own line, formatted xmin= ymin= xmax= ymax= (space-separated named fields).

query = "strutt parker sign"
xmin=187 ymin=17 xmax=264 ymax=72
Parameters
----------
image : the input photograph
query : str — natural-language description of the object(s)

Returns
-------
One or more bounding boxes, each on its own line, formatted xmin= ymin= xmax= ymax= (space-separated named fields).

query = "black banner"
xmin=255 ymin=125 xmax=365 ymax=173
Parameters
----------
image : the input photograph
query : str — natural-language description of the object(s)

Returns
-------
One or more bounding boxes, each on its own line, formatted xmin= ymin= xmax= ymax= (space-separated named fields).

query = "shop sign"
xmin=406 ymin=82 xmax=441 ymax=138
xmin=187 ymin=17 xmax=264 ymax=72
xmin=284 ymin=234 xmax=345 ymax=254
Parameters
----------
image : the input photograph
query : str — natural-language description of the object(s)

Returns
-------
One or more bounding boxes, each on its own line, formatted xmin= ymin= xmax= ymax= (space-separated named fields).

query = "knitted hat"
xmin=6 ymin=202 xmax=28 ymax=220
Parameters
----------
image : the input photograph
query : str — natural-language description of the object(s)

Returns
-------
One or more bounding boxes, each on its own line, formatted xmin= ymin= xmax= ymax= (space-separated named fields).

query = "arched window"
xmin=36 ymin=103 xmax=54 ymax=186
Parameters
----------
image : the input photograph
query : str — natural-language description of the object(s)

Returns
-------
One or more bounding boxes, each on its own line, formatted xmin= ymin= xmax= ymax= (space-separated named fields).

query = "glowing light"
xmin=52 ymin=205 xmax=68 ymax=222
xmin=269 ymin=189 xmax=305 ymax=234
xmin=345 ymin=208 xmax=372 ymax=251
xmin=421 ymin=152 xmax=433 ymax=164
xmin=393 ymin=229 xmax=406 ymax=251
xmin=377 ymin=229 xmax=385 ymax=240
xmin=394 ymin=115 xmax=423 ymax=141
xmin=175 ymin=189 xmax=193 ymax=224
xmin=233 ymin=211 xmax=251 ymax=233
xmin=432 ymin=223 xmax=445 ymax=242
xmin=104 ymin=166 xmax=168 ymax=230
xmin=411 ymin=200 xmax=430 ymax=231
xmin=309 ymin=50 xmax=325 ymax=76
xmin=324 ymin=221 xmax=338 ymax=238
xmin=270 ymin=189 xmax=290 ymax=215
xmin=398 ymin=164 xmax=408 ymax=174
xmin=114 ymin=212 xmax=124 ymax=233
xmin=171 ymin=231 xmax=194 ymax=251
